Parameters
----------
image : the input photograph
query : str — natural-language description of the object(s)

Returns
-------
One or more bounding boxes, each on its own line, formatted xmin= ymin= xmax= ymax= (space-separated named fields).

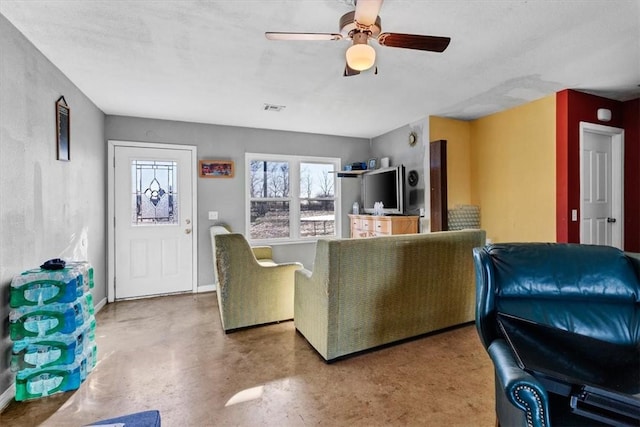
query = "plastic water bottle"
xmin=15 ymin=359 xmax=83 ymax=401
xmin=352 ymin=202 xmax=359 ymax=214
xmin=10 ymin=271 xmax=81 ymax=308
xmin=9 ymin=295 xmax=93 ymax=340
xmin=374 ymin=201 xmax=384 ymax=216
xmin=11 ymin=318 xmax=95 ymax=371
xmin=10 ymin=262 xmax=94 ymax=308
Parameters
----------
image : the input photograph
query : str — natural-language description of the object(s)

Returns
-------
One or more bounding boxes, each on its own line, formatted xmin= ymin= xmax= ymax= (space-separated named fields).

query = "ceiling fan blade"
xmin=265 ymin=32 xmax=342 ymax=41
xmin=344 ymin=63 xmax=361 ymax=77
xmin=377 ymin=33 xmax=451 ymax=52
xmin=354 ymin=0 xmax=383 ymax=26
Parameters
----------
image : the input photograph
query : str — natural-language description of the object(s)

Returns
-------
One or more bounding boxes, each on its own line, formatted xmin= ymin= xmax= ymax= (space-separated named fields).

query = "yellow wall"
xmin=430 ymin=95 xmax=556 ymax=242
xmin=470 ymin=95 xmax=556 ymax=242
xmin=429 ymin=116 xmax=472 ymax=208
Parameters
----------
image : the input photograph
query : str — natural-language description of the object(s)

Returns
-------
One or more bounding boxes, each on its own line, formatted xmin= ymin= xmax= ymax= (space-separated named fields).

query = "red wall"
xmin=556 ymin=91 xmax=570 ymax=242
xmin=624 ymin=98 xmax=640 ymax=251
xmin=556 ymin=90 xmax=640 ymax=250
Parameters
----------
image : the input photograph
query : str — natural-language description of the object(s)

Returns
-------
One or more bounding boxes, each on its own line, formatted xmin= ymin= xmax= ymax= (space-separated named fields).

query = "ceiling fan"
xmin=265 ymin=0 xmax=451 ymax=76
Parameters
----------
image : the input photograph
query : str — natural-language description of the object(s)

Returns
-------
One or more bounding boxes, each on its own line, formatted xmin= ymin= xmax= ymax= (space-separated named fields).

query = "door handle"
xmin=607 ymin=217 xmax=617 ymax=223
xmin=185 ymin=229 xmax=192 ymax=234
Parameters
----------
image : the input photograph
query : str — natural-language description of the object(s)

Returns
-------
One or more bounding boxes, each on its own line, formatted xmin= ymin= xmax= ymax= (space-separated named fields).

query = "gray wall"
xmin=0 ymin=10 xmax=428 ymax=403
xmin=0 ymin=15 xmax=106 ymax=397
xmin=371 ymin=119 xmax=429 ymax=220
xmin=105 ymin=115 xmax=370 ymax=284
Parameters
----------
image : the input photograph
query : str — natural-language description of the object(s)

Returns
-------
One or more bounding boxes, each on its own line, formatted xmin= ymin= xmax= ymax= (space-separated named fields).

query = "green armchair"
xmin=214 ymin=233 xmax=303 ymax=332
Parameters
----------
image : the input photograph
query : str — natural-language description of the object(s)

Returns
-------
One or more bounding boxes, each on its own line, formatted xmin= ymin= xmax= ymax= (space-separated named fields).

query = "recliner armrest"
xmin=625 ymin=251 xmax=640 ymax=280
xmin=488 ymin=339 xmax=551 ymax=427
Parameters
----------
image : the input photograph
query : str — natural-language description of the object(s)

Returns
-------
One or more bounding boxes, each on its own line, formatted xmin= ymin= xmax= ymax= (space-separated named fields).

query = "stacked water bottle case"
xmin=9 ymin=261 xmax=97 ymax=401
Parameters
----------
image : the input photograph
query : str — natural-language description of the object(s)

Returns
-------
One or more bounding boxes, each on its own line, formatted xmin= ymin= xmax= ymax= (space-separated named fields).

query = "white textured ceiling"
xmin=1 ymin=0 xmax=639 ymax=138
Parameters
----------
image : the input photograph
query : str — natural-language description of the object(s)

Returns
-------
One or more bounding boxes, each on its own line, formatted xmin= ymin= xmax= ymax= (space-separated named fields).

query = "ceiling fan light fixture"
xmin=346 ymin=42 xmax=376 ymax=71
xmin=345 ymin=43 xmax=376 ymax=71
xmin=266 ymin=0 xmax=451 ymax=76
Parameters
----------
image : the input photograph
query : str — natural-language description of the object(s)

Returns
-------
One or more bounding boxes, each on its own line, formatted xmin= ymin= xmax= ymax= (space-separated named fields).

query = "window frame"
xmin=245 ymin=152 xmax=341 ymax=244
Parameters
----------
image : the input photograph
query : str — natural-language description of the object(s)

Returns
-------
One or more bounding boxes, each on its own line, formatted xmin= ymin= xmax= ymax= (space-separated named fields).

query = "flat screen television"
xmin=362 ymin=165 xmax=405 ymax=215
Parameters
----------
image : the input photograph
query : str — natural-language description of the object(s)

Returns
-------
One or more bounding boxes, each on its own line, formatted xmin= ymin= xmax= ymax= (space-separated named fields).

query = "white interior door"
xmin=580 ymin=122 xmax=624 ymax=249
xmin=113 ymin=145 xmax=196 ymax=299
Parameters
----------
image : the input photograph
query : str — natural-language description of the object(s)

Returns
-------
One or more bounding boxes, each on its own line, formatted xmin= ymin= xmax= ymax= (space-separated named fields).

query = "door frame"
xmin=107 ymin=140 xmax=198 ymax=302
xmin=579 ymin=122 xmax=624 ymax=249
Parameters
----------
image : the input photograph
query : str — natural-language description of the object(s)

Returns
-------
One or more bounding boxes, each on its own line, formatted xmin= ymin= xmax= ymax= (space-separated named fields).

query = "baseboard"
xmin=197 ymin=284 xmax=216 ymax=293
xmin=0 ymin=383 xmax=15 ymax=411
xmin=94 ymin=296 xmax=107 ymax=313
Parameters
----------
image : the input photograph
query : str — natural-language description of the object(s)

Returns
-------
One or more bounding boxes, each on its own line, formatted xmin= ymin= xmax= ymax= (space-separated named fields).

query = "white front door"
xmin=111 ymin=143 xmax=197 ymax=300
xmin=580 ymin=122 xmax=624 ymax=249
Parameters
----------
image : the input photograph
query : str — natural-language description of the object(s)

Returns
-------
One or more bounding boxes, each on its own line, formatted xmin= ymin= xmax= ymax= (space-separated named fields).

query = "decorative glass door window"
xmin=131 ymin=160 xmax=178 ymax=225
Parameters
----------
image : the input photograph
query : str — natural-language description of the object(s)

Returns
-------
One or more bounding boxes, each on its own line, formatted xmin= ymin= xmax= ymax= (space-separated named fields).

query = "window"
xmin=246 ymin=153 xmax=341 ymax=242
xmin=131 ymin=160 xmax=178 ymax=225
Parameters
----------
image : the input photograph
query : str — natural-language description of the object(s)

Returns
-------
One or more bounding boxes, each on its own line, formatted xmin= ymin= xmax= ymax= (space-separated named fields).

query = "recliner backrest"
xmin=475 ymin=243 xmax=640 ymax=347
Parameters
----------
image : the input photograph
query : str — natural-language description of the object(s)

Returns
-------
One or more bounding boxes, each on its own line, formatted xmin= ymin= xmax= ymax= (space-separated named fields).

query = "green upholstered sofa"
xmin=294 ymin=229 xmax=486 ymax=361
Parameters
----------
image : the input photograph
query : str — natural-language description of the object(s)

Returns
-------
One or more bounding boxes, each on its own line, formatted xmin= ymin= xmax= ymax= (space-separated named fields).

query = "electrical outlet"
xmin=208 ymin=211 xmax=219 ymax=220
xmin=571 ymin=209 xmax=578 ymax=222
xmin=419 ymin=207 xmax=425 ymax=217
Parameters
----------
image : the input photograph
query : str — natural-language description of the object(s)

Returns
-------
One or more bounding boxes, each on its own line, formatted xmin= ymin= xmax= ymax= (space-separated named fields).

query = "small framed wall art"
xmin=199 ymin=160 xmax=234 ymax=178
xmin=56 ymin=96 xmax=70 ymax=161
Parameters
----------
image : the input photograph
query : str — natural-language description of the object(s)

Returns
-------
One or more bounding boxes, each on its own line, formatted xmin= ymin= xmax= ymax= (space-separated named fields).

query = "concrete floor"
xmin=0 ymin=293 xmax=495 ymax=426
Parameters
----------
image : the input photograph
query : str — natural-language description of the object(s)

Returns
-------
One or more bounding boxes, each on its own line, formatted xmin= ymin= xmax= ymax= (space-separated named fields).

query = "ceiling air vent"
xmin=263 ymin=103 xmax=286 ymax=112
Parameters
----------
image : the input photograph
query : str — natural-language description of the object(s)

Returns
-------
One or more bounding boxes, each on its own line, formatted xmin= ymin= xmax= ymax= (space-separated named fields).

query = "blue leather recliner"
xmin=473 ymin=243 xmax=640 ymax=427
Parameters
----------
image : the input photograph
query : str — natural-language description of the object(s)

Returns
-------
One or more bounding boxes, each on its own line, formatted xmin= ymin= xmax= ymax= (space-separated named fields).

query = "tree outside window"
xmin=247 ymin=154 xmax=340 ymax=241
xmin=299 ymin=163 xmax=335 ymax=237
xmin=249 ymin=160 xmax=290 ymax=239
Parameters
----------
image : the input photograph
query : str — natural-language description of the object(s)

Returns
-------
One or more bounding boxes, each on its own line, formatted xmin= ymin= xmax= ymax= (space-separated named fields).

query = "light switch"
xmin=571 ymin=209 xmax=578 ymax=222
xmin=208 ymin=211 xmax=219 ymax=220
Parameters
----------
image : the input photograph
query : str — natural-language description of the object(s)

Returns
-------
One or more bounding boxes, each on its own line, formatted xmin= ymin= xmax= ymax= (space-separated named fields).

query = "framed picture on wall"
xmin=199 ymin=160 xmax=234 ymax=178
xmin=56 ymin=96 xmax=70 ymax=161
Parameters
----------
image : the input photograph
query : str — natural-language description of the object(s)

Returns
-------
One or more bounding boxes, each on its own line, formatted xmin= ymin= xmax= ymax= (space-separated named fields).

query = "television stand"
xmin=349 ymin=214 xmax=419 ymax=238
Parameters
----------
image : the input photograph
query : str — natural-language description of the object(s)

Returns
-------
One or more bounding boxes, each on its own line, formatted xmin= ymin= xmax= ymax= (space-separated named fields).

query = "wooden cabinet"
xmin=348 ymin=214 xmax=419 ymax=238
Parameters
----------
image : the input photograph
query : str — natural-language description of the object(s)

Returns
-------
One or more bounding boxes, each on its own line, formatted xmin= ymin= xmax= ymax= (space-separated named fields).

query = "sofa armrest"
xmin=265 ymin=262 xmax=303 ymax=270
xmin=296 ymin=268 xmax=313 ymax=280
xmin=488 ymin=339 xmax=551 ymax=427
xmin=251 ymin=245 xmax=272 ymax=260
xmin=294 ymin=253 xmax=331 ymax=360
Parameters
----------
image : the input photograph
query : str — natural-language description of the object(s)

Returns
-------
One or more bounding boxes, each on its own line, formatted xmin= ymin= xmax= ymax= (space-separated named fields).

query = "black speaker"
xmin=408 ymin=170 xmax=419 ymax=187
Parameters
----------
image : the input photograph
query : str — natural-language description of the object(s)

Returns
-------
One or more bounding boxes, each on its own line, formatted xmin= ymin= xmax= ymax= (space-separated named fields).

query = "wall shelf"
xmin=330 ymin=170 xmax=368 ymax=178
